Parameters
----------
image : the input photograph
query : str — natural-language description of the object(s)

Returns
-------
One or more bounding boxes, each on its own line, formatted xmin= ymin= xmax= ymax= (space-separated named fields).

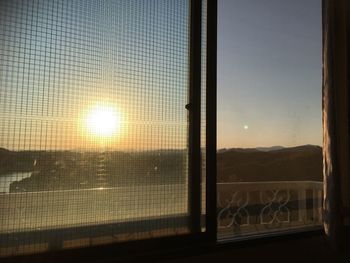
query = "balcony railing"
xmin=217 ymin=181 xmax=323 ymax=240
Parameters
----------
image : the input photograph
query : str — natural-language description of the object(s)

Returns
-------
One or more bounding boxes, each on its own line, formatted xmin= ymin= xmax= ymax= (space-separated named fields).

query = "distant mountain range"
xmin=217 ymin=146 xmax=284 ymax=153
xmin=217 ymin=145 xmax=322 ymax=182
xmin=255 ymin=146 xmax=285 ymax=152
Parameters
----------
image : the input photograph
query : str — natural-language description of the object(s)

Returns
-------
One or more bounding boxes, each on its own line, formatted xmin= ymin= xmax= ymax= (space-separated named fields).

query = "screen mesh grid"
xmin=0 ymin=0 xmax=192 ymax=256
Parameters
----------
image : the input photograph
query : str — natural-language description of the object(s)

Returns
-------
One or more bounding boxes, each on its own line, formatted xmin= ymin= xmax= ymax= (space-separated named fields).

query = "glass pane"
xmin=217 ymin=0 xmax=322 ymax=240
xmin=0 ymin=0 xmax=191 ymax=256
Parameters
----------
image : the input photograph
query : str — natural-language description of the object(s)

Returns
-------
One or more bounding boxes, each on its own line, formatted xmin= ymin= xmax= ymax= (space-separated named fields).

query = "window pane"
xmin=0 ymin=0 xmax=192 ymax=256
xmin=217 ymin=0 xmax=322 ymax=240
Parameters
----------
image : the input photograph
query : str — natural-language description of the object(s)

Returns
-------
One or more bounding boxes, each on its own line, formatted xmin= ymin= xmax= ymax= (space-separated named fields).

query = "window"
xmin=0 ymin=0 xmax=211 ymax=257
xmin=0 ymin=0 xmax=329 ymax=260
xmin=217 ymin=0 xmax=322 ymax=240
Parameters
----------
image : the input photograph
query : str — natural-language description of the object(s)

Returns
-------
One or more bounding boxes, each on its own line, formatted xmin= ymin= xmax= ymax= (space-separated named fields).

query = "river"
xmin=0 ymin=172 xmax=32 ymax=193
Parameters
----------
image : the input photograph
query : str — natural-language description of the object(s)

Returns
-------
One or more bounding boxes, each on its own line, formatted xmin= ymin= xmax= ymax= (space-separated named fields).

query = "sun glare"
xmin=85 ymin=104 xmax=122 ymax=139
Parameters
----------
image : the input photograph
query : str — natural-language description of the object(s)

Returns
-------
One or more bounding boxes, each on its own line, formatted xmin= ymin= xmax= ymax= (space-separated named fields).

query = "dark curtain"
xmin=323 ymin=0 xmax=350 ymax=249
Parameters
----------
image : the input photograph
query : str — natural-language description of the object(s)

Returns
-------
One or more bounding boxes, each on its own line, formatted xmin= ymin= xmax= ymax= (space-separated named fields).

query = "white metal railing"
xmin=217 ymin=181 xmax=323 ymax=239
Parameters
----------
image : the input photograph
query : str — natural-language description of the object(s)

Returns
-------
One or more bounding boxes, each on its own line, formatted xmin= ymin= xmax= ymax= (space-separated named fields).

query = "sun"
xmin=85 ymin=104 xmax=122 ymax=139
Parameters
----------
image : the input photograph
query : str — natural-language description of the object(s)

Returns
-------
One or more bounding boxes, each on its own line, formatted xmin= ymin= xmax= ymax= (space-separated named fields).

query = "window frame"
xmin=1 ymin=0 xmax=329 ymax=262
xmin=0 ymin=0 xmax=218 ymax=261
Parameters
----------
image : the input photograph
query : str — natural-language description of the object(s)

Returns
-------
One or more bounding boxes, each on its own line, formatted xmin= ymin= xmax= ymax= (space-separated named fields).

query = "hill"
xmin=217 ymin=145 xmax=322 ymax=182
xmin=0 ymin=145 xmax=323 ymax=192
xmin=0 ymin=149 xmax=187 ymax=192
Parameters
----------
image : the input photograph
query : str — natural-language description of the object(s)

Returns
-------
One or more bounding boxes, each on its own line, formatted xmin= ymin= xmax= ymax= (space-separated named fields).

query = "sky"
xmin=0 ymin=0 xmax=189 ymax=151
xmin=217 ymin=0 xmax=322 ymax=148
xmin=0 ymin=0 xmax=322 ymax=151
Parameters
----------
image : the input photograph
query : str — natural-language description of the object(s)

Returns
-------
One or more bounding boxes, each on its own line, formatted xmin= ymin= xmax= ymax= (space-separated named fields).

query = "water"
xmin=0 ymin=172 xmax=32 ymax=193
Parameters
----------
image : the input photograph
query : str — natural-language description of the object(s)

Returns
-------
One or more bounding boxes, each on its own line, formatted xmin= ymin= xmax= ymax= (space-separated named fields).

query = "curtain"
xmin=323 ymin=0 xmax=350 ymax=250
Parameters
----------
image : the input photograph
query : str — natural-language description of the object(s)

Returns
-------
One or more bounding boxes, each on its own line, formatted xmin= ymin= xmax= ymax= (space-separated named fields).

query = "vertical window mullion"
xmin=206 ymin=0 xmax=217 ymax=241
xmin=188 ymin=0 xmax=202 ymax=233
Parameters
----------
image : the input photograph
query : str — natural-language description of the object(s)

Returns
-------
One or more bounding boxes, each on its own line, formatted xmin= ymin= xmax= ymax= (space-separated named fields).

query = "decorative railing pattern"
xmin=217 ymin=181 xmax=323 ymax=239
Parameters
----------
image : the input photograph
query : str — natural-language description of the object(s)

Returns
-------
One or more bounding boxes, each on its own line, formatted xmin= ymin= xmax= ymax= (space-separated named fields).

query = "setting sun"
xmin=85 ymin=104 xmax=122 ymax=139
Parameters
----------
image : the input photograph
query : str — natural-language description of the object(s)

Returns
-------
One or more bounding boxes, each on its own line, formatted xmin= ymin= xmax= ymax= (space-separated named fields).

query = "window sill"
xmin=2 ymin=227 xmax=331 ymax=263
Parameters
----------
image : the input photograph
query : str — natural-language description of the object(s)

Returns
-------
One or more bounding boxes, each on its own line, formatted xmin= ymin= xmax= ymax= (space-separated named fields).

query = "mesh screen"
xmin=0 ymin=0 xmax=191 ymax=256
